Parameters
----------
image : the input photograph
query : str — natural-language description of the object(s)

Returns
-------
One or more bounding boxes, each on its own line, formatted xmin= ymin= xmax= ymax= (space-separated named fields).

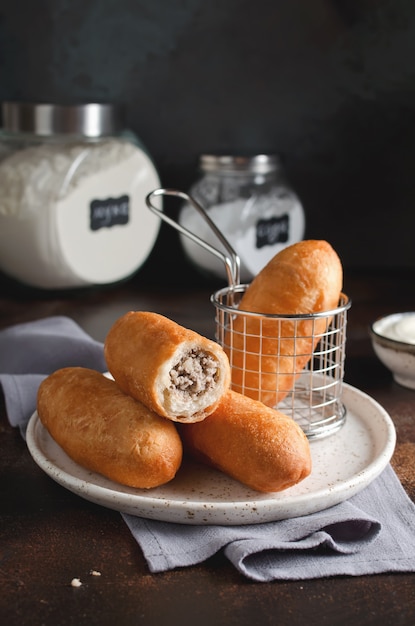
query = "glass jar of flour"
xmin=179 ymin=154 xmax=305 ymax=283
xmin=0 ymin=102 xmax=161 ymax=289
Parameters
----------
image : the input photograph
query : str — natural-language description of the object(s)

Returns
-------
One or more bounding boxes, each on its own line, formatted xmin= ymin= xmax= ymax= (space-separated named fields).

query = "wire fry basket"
xmin=212 ymin=284 xmax=351 ymax=440
xmin=146 ymin=188 xmax=351 ymax=440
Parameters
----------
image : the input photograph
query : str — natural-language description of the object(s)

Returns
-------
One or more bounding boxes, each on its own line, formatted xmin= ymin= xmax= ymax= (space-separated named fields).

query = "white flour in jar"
xmin=0 ymin=138 xmax=160 ymax=288
xmin=0 ymin=139 xmax=138 ymax=217
xmin=179 ymin=191 xmax=305 ymax=283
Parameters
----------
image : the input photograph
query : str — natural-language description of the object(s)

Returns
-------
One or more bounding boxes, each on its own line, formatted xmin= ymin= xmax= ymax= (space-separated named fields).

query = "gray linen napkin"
xmin=0 ymin=316 xmax=107 ymax=436
xmin=1 ymin=317 xmax=415 ymax=582
xmin=123 ymin=464 xmax=415 ymax=581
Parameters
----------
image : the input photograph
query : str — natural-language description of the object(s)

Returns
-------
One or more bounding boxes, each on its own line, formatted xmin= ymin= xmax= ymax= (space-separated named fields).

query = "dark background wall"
xmin=1 ymin=0 xmax=414 ymax=287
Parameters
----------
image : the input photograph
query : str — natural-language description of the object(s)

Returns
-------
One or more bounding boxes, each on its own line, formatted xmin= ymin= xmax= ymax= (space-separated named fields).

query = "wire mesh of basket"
xmin=212 ymin=284 xmax=350 ymax=439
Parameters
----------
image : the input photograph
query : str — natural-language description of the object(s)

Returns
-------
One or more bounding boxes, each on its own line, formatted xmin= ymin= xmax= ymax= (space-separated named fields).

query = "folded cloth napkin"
xmin=1 ymin=316 xmax=415 ymax=582
xmin=0 ymin=316 xmax=107 ymax=436
xmin=123 ymin=464 xmax=415 ymax=581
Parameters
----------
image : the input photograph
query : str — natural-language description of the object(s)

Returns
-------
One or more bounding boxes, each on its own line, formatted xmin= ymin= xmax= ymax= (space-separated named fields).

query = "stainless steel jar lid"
xmin=199 ymin=154 xmax=281 ymax=175
xmin=1 ymin=102 xmax=122 ymax=137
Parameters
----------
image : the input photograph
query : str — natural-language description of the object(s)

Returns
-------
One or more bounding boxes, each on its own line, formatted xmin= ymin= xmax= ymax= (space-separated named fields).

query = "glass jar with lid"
xmin=178 ymin=154 xmax=305 ymax=283
xmin=0 ymin=101 xmax=161 ymax=289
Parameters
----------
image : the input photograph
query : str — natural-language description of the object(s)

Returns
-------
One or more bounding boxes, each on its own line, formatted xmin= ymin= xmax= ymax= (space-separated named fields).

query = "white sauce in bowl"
xmin=374 ymin=313 xmax=415 ymax=345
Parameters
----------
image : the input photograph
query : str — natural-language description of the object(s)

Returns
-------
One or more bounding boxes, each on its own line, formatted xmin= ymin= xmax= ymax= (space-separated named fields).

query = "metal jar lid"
xmin=1 ymin=102 xmax=122 ymax=137
xmin=199 ymin=154 xmax=281 ymax=175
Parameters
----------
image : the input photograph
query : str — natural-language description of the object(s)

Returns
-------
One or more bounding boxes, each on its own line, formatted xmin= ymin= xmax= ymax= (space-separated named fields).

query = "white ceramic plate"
xmin=26 ymin=383 xmax=396 ymax=526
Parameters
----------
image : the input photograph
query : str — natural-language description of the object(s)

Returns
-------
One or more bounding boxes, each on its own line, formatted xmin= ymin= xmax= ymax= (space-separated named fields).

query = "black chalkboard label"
xmin=90 ymin=195 xmax=130 ymax=231
xmin=256 ymin=214 xmax=289 ymax=249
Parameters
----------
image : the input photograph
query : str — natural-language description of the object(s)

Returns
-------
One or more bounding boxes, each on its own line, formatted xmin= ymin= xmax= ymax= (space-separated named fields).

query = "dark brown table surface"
xmin=1 ymin=268 xmax=415 ymax=626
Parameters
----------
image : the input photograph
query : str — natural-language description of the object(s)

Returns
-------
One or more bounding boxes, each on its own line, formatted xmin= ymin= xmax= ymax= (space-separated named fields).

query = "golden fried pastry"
xmin=180 ymin=389 xmax=312 ymax=493
xmin=104 ymin=311 xmax=231 ymax=423
xmin=225 ymin=240 xmax=343 ymax=407
xmin=37 ymin=367 xmax=183 ymax=489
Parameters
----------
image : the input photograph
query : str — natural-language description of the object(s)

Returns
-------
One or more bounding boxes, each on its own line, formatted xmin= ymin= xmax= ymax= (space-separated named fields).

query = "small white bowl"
xmin=370 ymin=312 xmax=415 ymax=390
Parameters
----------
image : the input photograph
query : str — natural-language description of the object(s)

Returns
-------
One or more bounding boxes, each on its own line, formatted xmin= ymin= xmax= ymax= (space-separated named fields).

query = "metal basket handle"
xmin=145 ymin=188 xmax=241 ymax=288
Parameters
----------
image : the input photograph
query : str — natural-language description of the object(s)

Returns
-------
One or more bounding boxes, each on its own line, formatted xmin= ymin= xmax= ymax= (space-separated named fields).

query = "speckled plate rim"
xmin=26 ymin=382 xmax=396 ymax=526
